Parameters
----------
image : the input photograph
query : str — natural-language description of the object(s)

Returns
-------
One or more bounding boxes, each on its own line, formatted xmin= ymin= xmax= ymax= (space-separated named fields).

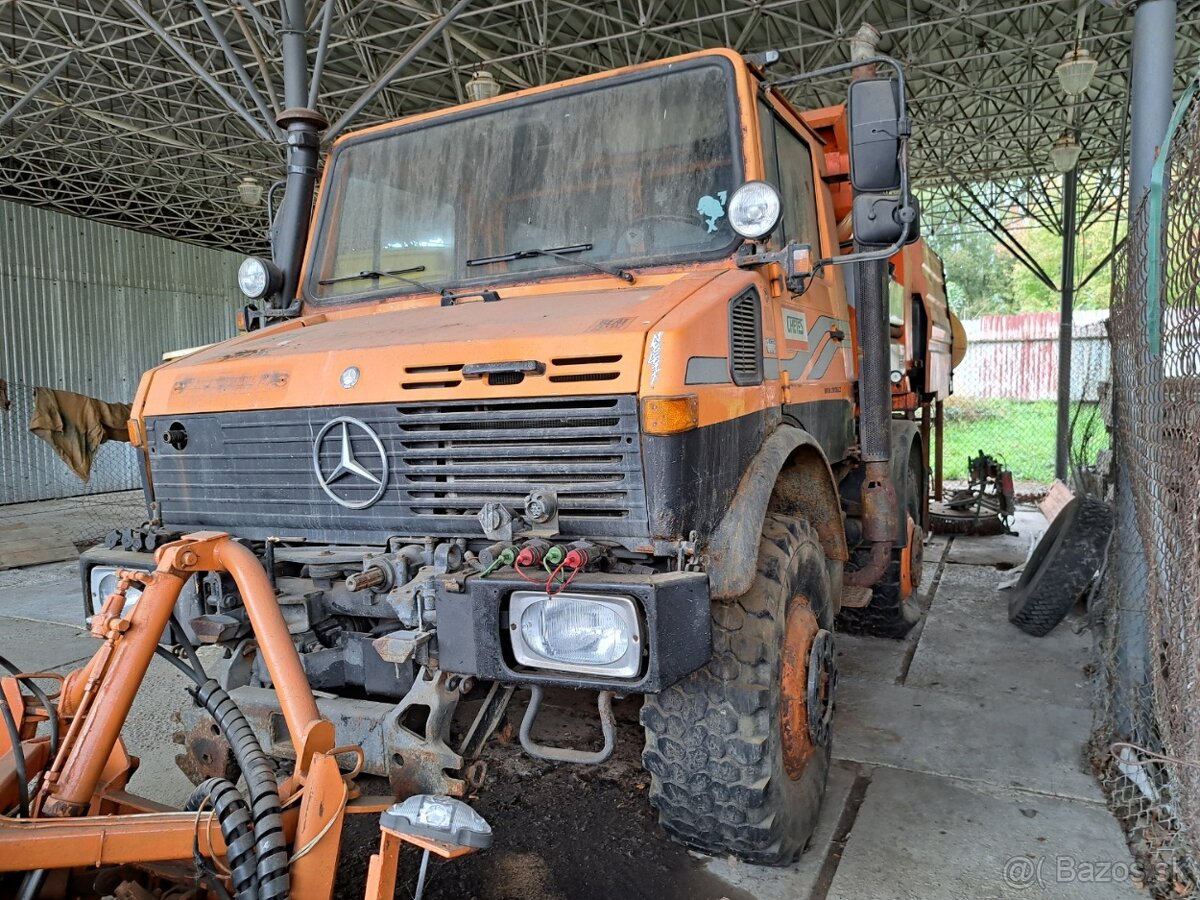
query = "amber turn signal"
xmin=641 ymin=395 xmax=699 ymax=435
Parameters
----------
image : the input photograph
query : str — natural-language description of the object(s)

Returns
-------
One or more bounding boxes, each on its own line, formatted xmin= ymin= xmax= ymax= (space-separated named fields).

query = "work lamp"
xmin=237 ymin=256 xmax=282 ymax=300
xmin=509 ymin=590 xmax=642 ymax=678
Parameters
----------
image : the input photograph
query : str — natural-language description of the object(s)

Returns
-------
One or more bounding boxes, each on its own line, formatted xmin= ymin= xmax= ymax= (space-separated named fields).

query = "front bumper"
xmin=436 ymin=570 xmax=712 ymax=693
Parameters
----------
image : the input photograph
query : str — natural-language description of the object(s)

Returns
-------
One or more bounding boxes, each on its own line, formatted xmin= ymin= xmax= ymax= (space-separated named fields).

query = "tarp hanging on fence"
xmin=27 ymin=387 xmax=132 ymax=482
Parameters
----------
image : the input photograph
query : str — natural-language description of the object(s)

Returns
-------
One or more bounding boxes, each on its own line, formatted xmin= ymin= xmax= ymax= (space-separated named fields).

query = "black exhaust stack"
xmin=844 ymin=255 xmax=898 ymax=589
xmin=843 ymin=24 xmax=899 ymax=591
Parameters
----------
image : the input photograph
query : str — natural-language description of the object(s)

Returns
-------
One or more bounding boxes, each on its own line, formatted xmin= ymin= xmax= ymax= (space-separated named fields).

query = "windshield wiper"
xmin=466 ymin=243 xmax=635 ymax=284
xmin=318 ymin=264 xmax=440 ymax=292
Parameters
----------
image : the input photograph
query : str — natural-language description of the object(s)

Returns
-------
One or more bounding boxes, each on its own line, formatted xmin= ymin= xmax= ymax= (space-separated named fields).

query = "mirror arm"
xmin=822 ymin=218 xmax=913 ymax=270
xmin=735 ymin=240 xmax=820 ymax=295
xmin=766 ymin=54 xmax=909 ymax=123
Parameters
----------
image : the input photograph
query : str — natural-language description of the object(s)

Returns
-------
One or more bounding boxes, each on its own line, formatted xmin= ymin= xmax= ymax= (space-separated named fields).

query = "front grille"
xmin=147 ymin=395 xmax=649 ymax=544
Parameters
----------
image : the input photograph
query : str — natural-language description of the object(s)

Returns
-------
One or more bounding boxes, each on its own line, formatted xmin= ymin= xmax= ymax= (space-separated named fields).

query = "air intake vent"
xmin=549 ymin=372 xmax=620 ymax=383
xmin=729 ymin=290 xmax=763 ymax=385
xmin=552 ymin=355 xmax=622 ymax=366
xmin=547 ymin=353 xmax=623 ymax=384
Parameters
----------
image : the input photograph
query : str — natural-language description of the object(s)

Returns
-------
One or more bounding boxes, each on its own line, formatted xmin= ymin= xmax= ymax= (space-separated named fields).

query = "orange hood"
xmin=135 ymin=271 xmax=722 ymax=418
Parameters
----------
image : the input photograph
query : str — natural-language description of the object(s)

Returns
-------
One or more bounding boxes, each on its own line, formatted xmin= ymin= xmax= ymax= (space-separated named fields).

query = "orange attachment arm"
xmin=42 ymin=532 xmax=330 ymax=818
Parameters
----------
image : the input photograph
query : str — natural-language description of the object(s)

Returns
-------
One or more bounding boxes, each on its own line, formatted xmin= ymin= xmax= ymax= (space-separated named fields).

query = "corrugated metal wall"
xmin=0 ymin=199 xmax=244 ymax=503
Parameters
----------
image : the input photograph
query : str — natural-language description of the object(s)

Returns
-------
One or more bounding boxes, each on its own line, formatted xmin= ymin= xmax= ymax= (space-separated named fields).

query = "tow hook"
xmin=519 ymin=686 xmax=616 ymax=764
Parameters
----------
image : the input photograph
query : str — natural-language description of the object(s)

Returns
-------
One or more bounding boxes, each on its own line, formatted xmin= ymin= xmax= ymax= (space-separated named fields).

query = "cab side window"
xmin=773 ymin=118 xmax=821 ymax=251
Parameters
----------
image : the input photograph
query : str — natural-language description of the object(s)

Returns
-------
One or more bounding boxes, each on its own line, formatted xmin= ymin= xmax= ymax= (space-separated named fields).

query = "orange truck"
xmin=82 ymin=47 xmax=957 ymax=863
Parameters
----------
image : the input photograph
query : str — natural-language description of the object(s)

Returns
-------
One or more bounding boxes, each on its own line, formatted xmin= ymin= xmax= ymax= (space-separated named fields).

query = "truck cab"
xmin=85 ymin=48 xmax=955 ymax=864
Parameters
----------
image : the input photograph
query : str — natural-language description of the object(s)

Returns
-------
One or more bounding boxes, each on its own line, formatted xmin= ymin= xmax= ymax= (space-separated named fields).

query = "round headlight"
xmin=237 ymin=256 xmax=279 ymax=300
xmin=727 ymin=181 xmax=782 ymax=240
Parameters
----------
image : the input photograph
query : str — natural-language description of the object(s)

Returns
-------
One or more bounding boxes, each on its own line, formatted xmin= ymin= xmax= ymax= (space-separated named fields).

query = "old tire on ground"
xmin=1008 ymin=496 xmax=1113 ymax=637
xmin=837 ymin=459 xmax=926 ymax=639
xmin=641 ymin=514 xmax=836 ymax=864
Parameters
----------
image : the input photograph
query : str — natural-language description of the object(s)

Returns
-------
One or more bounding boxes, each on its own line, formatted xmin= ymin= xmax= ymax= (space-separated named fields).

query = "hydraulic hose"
xmin=0 ymin=688 xmax=28 ymax=818
xmin=185 ymin=777 xmax=259 ymax=899
xmin=159 ymin=616 xmax=288 ymax=899
xmin=14 ymin=868 xmax=46 ymax=900
xmin=193 ymin=678 xmax=290 ymax=900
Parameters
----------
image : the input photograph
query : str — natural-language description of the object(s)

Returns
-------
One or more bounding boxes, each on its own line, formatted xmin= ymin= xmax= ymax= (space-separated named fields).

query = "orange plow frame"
xmin=0 ymin=531 xmax=454 ymax=899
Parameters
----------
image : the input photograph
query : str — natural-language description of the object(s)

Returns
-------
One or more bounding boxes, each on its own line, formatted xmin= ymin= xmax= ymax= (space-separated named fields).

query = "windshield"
xmin=307 ymin=59 xmax=742 ymax=303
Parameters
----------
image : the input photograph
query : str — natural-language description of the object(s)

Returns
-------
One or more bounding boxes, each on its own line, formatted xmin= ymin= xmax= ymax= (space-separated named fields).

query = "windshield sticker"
xmin=696 ymin=190 xmax=728 ymax=233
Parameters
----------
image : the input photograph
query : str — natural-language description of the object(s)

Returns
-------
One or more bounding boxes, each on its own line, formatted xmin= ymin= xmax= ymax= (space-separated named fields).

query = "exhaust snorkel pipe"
xmin=843 ymin=22 xmax=900 ymax=591
xmin=268 ymin=0 xmax=325 ymax=315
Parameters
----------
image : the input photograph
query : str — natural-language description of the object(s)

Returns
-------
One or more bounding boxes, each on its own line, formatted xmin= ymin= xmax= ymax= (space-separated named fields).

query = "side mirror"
xmin=852 ymin=194 xmax=920 ymax=247
xmin=847 ymin=78 xmax=902 ymax=192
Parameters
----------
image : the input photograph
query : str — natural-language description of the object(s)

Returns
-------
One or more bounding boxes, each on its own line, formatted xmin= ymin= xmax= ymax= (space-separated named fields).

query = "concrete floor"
xmin=0 ymin=507 xmax=1143 ymax=899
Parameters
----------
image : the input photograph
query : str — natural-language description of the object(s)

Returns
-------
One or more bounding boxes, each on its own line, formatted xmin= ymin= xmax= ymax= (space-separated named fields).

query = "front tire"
xmin=641 ymin=514 xmax=836 ymax=864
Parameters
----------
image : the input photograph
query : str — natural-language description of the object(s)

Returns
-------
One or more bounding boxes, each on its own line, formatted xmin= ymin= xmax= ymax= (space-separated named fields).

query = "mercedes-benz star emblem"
xmin=312 ymin=417 xmax=389 ymax=509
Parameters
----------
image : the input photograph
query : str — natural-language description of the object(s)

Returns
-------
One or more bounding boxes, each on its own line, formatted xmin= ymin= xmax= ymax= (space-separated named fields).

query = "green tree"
xmin=926 ymin=228 xmax=1017 ymax=318
xmin=1008 ymin=220 xmax=1117 ymax=312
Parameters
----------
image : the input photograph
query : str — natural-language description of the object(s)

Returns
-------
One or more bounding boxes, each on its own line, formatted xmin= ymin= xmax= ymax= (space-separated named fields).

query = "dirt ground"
xmin=332 ymin=689 xmax=752 ymax=900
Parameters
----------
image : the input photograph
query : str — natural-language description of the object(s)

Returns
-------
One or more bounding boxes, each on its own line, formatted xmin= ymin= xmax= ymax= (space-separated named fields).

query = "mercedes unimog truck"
xmin=81 ymin=46 xmax=956 ymax=864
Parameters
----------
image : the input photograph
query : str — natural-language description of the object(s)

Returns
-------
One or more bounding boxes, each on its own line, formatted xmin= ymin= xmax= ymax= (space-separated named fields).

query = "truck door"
xmin=757 ymin=100 xmax=856 ymax=463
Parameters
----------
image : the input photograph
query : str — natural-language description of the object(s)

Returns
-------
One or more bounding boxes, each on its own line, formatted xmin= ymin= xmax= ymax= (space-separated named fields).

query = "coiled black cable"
xmin=192 ymin=678 xmax=290 ymax=900
xmin=159 ymin=617 xmax=289 ymax=899
xmin=185 ymin=777 xmax=259 ymax=898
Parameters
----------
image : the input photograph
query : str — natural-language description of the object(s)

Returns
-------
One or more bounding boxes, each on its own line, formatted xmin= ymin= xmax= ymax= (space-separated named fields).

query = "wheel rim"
xmin=780 ymin=598 xmax=820 ymax=779
xmin=806 ymin=630 xmax=837 ymax=750
xmin=900 ymin=514 xmax=924 ymax=600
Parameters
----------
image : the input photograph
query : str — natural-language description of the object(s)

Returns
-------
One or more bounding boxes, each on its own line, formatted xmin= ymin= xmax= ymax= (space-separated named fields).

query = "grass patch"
xmin=940 ymin=397 xmax=1108 ymax=483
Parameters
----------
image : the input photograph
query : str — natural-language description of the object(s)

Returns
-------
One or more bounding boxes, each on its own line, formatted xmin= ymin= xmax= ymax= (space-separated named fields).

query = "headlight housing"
xmin=90 ymin=566 xmax=143 ymax=614
xmin=509 ymin=591 xmax=641 ymax=678
xmin=727 ymin=181 xmax=782 ymax=240
xmin=237 ymin=256 xmax=282 ymax=301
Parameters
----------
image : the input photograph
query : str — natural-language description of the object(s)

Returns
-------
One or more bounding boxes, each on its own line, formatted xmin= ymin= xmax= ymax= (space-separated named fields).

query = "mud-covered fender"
xmin=703 ymin=424 xmax=849 ymax=600
xmin=890 ymin=419 xmax=925 ymax=546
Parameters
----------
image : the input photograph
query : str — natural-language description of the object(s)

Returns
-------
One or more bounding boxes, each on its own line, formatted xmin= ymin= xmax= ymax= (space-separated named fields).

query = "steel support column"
xmin=1055 ymin=165 xmax=1078 ymax=481
xmin=1113 ymin=0 xmax=1176 ymax=738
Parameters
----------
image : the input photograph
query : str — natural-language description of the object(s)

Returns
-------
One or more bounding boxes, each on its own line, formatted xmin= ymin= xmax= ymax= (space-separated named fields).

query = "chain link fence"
xmin=1092 ymin=76 xmax=1200 ymax=898
xmin=0 ymin=379 xmax=145 ymax=546
xmin=943 ymin=316 xmax=1111 ymax=497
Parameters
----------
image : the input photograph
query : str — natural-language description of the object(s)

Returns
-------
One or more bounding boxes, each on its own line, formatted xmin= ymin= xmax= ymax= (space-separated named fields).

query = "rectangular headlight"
xmin=509 ymin=591 xmax=642 ymax=678
xmin=89 ymin=565 xmax=145 ymax=615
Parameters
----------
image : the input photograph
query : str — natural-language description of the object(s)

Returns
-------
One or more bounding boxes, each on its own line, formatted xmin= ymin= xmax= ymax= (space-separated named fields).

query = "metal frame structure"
xmin=2 ymin=1 xmax=1199 ymax=253
xmin=0 ymin=530 xmax=485 ymax=898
